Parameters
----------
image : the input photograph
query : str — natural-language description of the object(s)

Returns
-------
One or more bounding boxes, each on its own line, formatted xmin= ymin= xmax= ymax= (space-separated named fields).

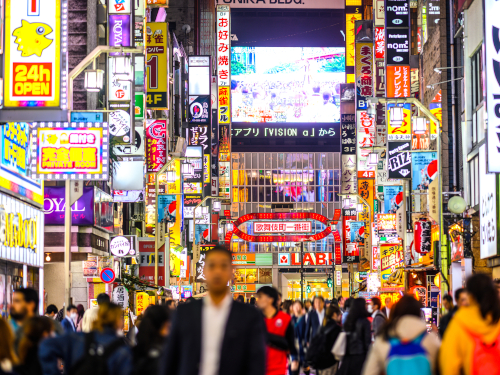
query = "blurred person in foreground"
xmin=10 ymin=288 xmax=39 ymax=351
xmin=39 ymin=303 xmax=131 ymax=375
xmin=439 ymin=288 xmax=468 ymax=338
xmin=342 ymin=297 xmax=354 ymax=325
xmin=81 ymin=293 xmax=110 ymax=332
xmin=337 ymin=298 xmax=371 ymax=375
xmin=306 ymin=305 xmax=342 ymax=375
xmin=132 ymin=305 xmax=170 ymax=375
xmin=439 ymin=273 xmax=500 ymax=375
xmin=0 ymin=317 xmax=17 ymax=374
xmin=161 ymin=245 xmax=266 ymax=375
xmin=15 ymin=317 xmax=54 ymax=375
xmin=291 ymin=301 xmax=309 ymax=375
xmin=362 ymin=295 xmax=440 ymax=375
xmin=256 ymin=286 xmax=298 ymax=375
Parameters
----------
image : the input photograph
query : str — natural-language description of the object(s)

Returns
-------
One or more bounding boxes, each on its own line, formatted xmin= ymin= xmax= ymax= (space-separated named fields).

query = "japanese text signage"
xmin=4 ymin=0 xmax=63 ymax=107
xmin=385 ymin=0 xmax=410 ymax=28
xmin=278 ymin=252 xmax=334 ymax=266
xmin=375 ymin=27 xmax=385 ymax=59
xmin=386 ymin=29 xmax=410 ymax=65
xmin=479 ymin=146 xmax=499 ymax=258
xmin=381 ymin=243 xmax=404 ymax=288
xmin=485 ymin=0 xmax=500 ymax=172
xmin=386 ymin=66 xmax=410 ymax=98
xmin=31 ymin=123 xmax=110 ymax=180
xmin=216 ymin=6 xmax=231 ymax=87
xmin=253 ymin=222 xmax=312 ymax=234
xmin=377 ymin=213 xmax=397 ymax=237
xmin=341 ymin=114 xmax=356 ymax=154
xmin=341 ymin=155 xmax=357 ymax=194
xmin=109 ymin=0 xmax=131 ymax=14
xmin=145 ymin=120 xmax=166 ymax=173
xmin=188 ymin=55 xmax=211 ymax=125
xmin=0 ymin=123 xmax=43 ymax=205
xmin=146 ymin=22 xmax=168 ymax=109
xmin=355 ymin=42 xmax=373 ymax=110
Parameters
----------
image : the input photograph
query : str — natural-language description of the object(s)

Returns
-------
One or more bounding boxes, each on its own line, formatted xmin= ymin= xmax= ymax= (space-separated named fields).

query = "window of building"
xmin=468 ymin=155 xmax=479 ymax=207
xmin=471 ymin=49 xmax=484 ymax=145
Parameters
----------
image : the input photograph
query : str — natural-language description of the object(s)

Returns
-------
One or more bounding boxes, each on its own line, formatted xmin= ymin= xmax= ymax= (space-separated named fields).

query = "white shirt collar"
xmin=204 ymin=292 xmax=233 ymax=310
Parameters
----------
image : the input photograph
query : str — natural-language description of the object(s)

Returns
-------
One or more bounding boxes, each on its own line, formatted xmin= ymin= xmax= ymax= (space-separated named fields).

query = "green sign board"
xmin=135 ymin=92 xmax=145 ymax=120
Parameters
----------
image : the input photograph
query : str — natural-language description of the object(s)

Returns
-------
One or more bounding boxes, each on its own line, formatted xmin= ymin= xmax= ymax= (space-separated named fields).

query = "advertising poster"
xmin=0 ymin=123 xmax=43 ymax=205
xmin=386 ymin=66 xmax=410 ymax=98
xmin=183 ymin=194 xmax=203 ymax=219
xmin=358 ymin=178 xmax=374 ymax=222
xmin=189 ymin=96 xmax=210 ymax=124
xmin=4 ymin=0 xmax=62 ymax=107
xmin=387 ymin=103 xmax=412 ymax=140
xmin=382 ymin=185 xmax=403 ymax=213
xmin=385 ymin=29 xmax=410 ymax=65
xmin=349 ymin=221 xmax=365 ymax=244
xmin=230 ymin=47 xmax=345 ymax=123
xmin=108 ymin=108 xmax=132 ymax=143
xmin=135 ymin=93 xmax=145 ymax=120
xmin=146 ymin=22 xmax=168 ymax=108
xmin=380 ymin=243 xmax=404 ymax=288
xmin=145 ymin=120 xmax=166 ymax=173
xmin=377 ymin=214 xmax=397 ymax=237
xmin=412 ymin=119 xmax=430 ymax=150
xmin=195 ymin=224 xmax=210 ymax=245
xmin=387 ymin=141 xmax=411 ymax=179
xmin=109 ymin=0 xmax=131 ymax=14
xmin=429 ymin=90 xmax=441 ymax=140
xmin=32 ymin=124 xmax=109 ymax=180
xmin=411 ymin=152 xmax=437 ymax=190
xmin=479 ymin=146 xmax=498 ymax=258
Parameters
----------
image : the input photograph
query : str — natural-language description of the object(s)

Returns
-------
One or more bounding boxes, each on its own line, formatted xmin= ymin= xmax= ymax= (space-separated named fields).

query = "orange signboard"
xmin=386 ymin=66 xmax=410 ymax=98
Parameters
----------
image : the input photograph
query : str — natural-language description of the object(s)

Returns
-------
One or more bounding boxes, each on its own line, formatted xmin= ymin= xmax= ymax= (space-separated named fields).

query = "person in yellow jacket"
xmin=439 ymin=273 xmax=500 ymax=375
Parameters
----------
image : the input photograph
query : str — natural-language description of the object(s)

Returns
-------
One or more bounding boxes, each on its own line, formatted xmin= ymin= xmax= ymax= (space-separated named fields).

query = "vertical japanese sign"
xmin=387 ymin=103 xmax=412 ymax=140
xmin=386 ymin=66 xmax=410 ymax=98
xmin=355 ymin=41 xmax=373 ymax=110
xmin=485 ymin=0 xmax=500 ymax=171
xmin=380 ymin=243 xmax=404 ymax=289
xmin=341 ymin=155 xmax=357 ymax=194
xmin=343 ymin=210 xmax=359 ymax=262
xmin=356 ymin=110 xmax=376 ymax=175
xmin=145 ymin=120 xmax=166 ymax=173
xmin=188 ymin=56 xmax=211 ymax=125
xmin=217 ymin=5 xmax=231 ymax=199
xmin=146 ymin=22 xmax=168 ymax=109
xmin=375 ymin=27 xmax=385 ymax=59
xmin=341 ymin=113 xmax=356 ymax=155
xmin=4 ymin=0 xmax=63 ymax=107
xmin=345 ymin=12 xmax=362 ymax=83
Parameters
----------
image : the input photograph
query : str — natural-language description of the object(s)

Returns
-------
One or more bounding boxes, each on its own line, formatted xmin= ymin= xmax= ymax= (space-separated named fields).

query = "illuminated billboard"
xmin=231 ymin=47 xmax=345 ymax=123
xmin=4 ymin=0 xmax=65 ymax=108
xmin=31 ymin=122 xmax=110 ymax=180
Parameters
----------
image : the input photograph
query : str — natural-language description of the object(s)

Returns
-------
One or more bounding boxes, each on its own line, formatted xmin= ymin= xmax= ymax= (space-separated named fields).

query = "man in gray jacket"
xmin=370 ymin=297 xmax=387 ymax=338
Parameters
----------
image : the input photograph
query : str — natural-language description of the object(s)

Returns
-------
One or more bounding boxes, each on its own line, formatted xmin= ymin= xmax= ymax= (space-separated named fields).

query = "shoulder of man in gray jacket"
xmin=361 ymin=315 xmax=441 ymax=375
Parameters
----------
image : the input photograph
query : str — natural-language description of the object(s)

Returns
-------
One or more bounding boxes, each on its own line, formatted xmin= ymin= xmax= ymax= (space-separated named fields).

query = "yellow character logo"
xmin=13 ymin=20 xmax=53 ymax=57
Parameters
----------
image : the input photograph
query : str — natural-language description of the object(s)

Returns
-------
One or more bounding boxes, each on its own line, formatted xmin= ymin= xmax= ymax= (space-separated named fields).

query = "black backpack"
xmin=69 ymin=333 xmax=125 ymax=375
xmin=306 ymin=324 xmax=340 ymax=370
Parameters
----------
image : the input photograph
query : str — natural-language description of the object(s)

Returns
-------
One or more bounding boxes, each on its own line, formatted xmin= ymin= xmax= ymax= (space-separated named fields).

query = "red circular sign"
xmin=115 ymin=90 xmax=125 ymax=99
xmin=100 ymin=268 xmax=116 ymax=284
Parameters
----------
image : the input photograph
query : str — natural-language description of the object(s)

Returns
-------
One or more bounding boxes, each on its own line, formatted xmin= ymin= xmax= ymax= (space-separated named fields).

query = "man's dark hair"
xmin=15 ymin=288 xmax=39 ymax=313
xmin=46 ymin=304 xmax=58 ymax=315
xmin=249 ymin=297 xmax=256 ymax=305
xmin=330 ymin=298 xmax=339 ymax=307
xmin=204 ymin=245 xmax=232 ymax=263
xmin=455 ymin=288 xmax=466 ymax=303
xmin=338 ymin=296 xmax=344 ymax=303
xmin=371 ymin=297 xmax=382 ymax=309
xmin=67 ymin=304 xmax=77 ymax=312
xmin=236 ymin=295 xmax=245 ymax=303
xmin=166 ymin=300 xmax=175 ymax=308
xmin=313 ymin=295 xmax=325 ymax=304
xmin=326 ymin=305 xmax=341 ymax=319
xmin=96 ymin=293 xmax=111 ymax=305
xmin=443 ymin=294 xmax=453 ymax=304
xmin=257 ymin=286 xmax=279 ymax=308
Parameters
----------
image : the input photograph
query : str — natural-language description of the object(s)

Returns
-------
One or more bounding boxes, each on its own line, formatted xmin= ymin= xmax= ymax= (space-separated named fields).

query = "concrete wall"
xmin=45 ymin=261 xmax=88 ymax=310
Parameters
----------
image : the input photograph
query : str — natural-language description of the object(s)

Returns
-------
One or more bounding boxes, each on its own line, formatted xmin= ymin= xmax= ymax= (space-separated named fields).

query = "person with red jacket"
xmin=256 ymin=286 xmax=298 ymax=375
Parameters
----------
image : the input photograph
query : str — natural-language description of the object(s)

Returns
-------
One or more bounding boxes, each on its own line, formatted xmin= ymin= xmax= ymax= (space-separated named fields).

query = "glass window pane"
xmin=272 ymin=153 xmax=277 ymax=169
xmin=265 ymin=153 xmax=272 ymax=169
xmin=259 ymin=170 xmax=265 ymax=186
xmin=334 ymin=170 xmax=340 ymax=186
xmin=265 ymin=170 xmax=271 ymax=185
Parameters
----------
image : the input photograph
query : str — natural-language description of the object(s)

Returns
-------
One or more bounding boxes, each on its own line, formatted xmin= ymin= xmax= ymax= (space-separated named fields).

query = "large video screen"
xmin=231 ymin=47 xmax=345 ymax=123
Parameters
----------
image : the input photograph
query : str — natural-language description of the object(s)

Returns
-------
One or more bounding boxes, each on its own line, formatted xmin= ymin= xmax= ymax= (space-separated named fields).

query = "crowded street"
xmin=0 ymin=0 xmax=499 ymax=374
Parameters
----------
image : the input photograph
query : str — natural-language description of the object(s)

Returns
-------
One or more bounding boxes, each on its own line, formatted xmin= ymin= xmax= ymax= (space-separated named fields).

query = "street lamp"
xmin=342 ymin=198 xmax=352 ymax=209
xmin=413 ymin=117 xmax=427 ymax=134
xmin=181 ymin=162 xmax=194 ymax=176
xmin=213 ymin=201 xmax=222 ymax=211
xmin=112 ymin=55 xmax=132 ymax=78
xmin=84 ymin=69 xmax=104 ymax=92
xmin=367 ymin=152 xmax=379 ymax=166
xmin=390 ymin=106 xmax=404 ymax=127
xmin=357 ymin=203 xmax=364 ymax=213
xmin=166 ymin=170 xmax=177 ymax=182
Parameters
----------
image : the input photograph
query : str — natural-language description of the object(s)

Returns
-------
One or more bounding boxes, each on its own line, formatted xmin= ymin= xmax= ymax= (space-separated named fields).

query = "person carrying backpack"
xmin=39 ymin=303 xmax=132 ymax=375
xmin=361 ymin=295 xmax=440 ymax=375
xmin=439 ymin=273 xmax=500 ymax=375
xmin=306 ymin=305 xmax=342 ymax=375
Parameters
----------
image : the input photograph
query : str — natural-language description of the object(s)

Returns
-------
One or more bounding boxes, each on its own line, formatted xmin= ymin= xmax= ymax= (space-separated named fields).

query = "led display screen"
xmin=231 ymin=47 xmax=345 ymax=123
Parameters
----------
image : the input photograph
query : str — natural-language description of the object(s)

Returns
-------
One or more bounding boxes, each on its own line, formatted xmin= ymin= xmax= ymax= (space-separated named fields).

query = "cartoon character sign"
xmin=4 ymin=0 xmax=62 ymax=107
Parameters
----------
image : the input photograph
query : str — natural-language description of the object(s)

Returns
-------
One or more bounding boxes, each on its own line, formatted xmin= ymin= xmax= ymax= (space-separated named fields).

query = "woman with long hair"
xmin=15 ymin=317 xmax=54 ymax=375
xmin=439 ymin=273 xmax=500 ymax=375
xmin=132 ymin=305 xmax=170 ymax=375
xmin=362 ymin=295 xmax=440 ymax=375
xmin=75 ymin=304 xmax=85 ymax=332
xmin=337 ymin=298 xmax=371 ymax=375
xmin=39 ymin=303 xmax=132 ymax=375
xmin=0 ymin=318 xmax=17 ymax=374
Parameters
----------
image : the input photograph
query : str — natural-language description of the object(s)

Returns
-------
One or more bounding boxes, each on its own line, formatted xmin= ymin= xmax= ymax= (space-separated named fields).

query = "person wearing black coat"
xmin=337 ymin=298 xmax=372 ymax=375
xmin=315 ymin=306 xmax=342 ymax=375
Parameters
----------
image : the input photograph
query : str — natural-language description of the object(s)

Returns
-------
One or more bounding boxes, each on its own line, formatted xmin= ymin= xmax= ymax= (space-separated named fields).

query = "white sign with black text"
xmin=479 ymin=146 xmax=498 ymax=258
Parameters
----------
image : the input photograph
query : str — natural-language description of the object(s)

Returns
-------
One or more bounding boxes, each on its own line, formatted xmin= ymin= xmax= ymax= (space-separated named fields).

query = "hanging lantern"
xmin=357 ymin=203 xmax=364 ymax=212
xmin=84 ymin=69 xmax=104 ymax=92
xmin=413 ymin=116 xmax=427 ymax=134
xmin=342 ymin=198 xmax=352 ymax=209
xmin=414 ymin=218 xmax=432 ymax=254
xmin=181 ymin=162 xmax=194 ymax=176
xmin=213 ymin=201 xmax=222 ymax=211
xmin=367 ymin=152 xmax=379 ymax=166
xmin=390 ymin=106 xmax=404 ymax=128
xmin=112 ymin=55 xmax=132 ymax=77
xmin=166 ymin=170 xmax=177 ymax=182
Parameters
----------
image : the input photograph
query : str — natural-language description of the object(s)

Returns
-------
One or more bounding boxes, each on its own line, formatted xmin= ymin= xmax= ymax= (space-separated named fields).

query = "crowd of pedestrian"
xmin=0 ymin=245 xmax=499 ymax=375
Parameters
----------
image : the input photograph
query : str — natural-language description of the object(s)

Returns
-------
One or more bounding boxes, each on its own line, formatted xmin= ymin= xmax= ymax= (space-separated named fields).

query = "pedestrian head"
xmin=282 ymin=300 xmax=293 ymax=314
xmin=277 ymin=292 xmax=283 ymax=308
xmin=236 ymin=295 xmax=245 ymax=303
xmin=455 ymin=287 xmax=469 ymax=308
xmin=76 ymin=304 xmax=85 ymax=321
xmin=18 ymin=317 xmax=54 ymax=364
xmin=313 ymin=296 xmax=325 ymax=312
xmin=344 ymin=297 xmax=354 ymax=312
xmin=96 ymin=293 xmax=111 ymax=306
xmin=249 ymin=297 xmax=256 ymax=306
xmin=442 ymin=294 xmax=453 ymax=311
xmin=325 ymin=305 xmax=342 ymax=325
xmin=45 ymin=304 xmax=58 ymax=319
xmin=166 ymin=299 xmax=176 ymax=310
xmin=384 ymin=297 xmax=393 ymax=309
xmin=380 ymin=294 xmax=422 ymax=340
xmin=466 ymin=273 xmax=500 ymax=324
xmin=256 ymin=286 xmax=279 ymax=311
xmin=0 ymin=317 xmax=17 ymax=367
xmin=338 ymin=296 xmax=344 ymax=308
xmin=92 ymin=303 xmax=123 ymax=332
xmin=344 ymin=298 xmax=368 ymax=332
xmin=136 ymin=305 xmax=171 ymax=355
xmin=203 ymin=246 xmax=233 ymax=295
xmin=330 ymin=298 xmax=339 ymax=307
xmin=292 ymin=300 xmax=304 ymax=316
xmin=66 ymin=304 xmax=77 ymax=319
xmin=371 ymin=297 xmax=382 ymax=312
xmin=11 ymin=288 xmax=39 ymax=322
